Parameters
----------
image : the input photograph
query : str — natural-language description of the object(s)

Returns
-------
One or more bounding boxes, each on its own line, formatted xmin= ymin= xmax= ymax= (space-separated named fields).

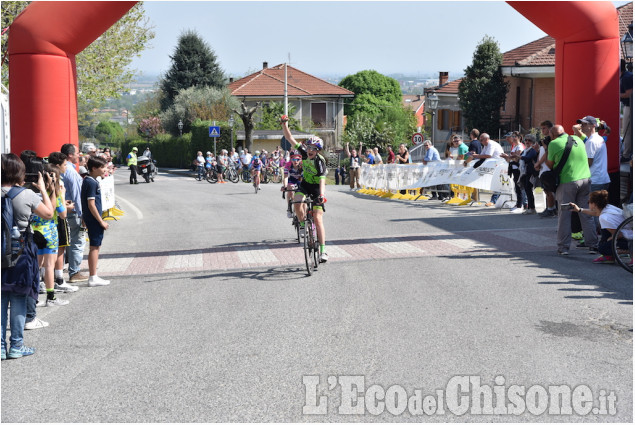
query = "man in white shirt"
xmin=464 ymin=133 xmax=503 ymax=165
xmin=463 ymin=133 xmax=504 ymax=206
xmin=573 ymin=115 xmax=610 ymax=192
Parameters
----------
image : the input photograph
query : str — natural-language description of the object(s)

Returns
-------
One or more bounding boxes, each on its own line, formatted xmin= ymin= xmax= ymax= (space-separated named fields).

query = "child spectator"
xmin=80 ymin=156 xmax=110 ymax=286
xmin=31 ymin=164 xmax=69 ymax=306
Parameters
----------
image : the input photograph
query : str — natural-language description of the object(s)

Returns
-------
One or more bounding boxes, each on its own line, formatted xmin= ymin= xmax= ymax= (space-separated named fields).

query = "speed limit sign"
xmin=412 ymin=133 xmax=424 ymax=145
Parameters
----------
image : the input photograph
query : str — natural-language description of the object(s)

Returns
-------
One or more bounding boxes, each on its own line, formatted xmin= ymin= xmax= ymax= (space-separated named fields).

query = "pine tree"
xmin=160 ymin=30 xmax=225 ymax=111
xmin=458 ymin=36 xmax=509 ymax=135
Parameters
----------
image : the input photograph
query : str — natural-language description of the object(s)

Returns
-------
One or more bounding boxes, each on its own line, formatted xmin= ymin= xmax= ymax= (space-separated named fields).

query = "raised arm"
xmin=280 ymin=116 xmax=298 ymax=147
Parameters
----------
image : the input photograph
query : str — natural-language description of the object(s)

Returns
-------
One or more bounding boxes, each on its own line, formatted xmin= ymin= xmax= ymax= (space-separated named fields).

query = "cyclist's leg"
xmin=314 ymin=207 xmax=325 ymax=246
xmin=293 ymin=192 xmax=306 ymax=222
xmin=255 ymin=170 xmax=260 ymax=186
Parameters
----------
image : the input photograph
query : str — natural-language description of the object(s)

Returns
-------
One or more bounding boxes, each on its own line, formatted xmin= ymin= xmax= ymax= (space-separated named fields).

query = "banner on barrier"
xmin=100 ymin=175 xmax=116 ymax=210
xmin=359 ymin=160 xmax=513 ymax=194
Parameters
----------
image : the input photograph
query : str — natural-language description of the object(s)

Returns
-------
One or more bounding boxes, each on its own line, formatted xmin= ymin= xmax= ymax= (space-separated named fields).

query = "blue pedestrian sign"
xmin=209 ymin=126 xmax=221 ymax=138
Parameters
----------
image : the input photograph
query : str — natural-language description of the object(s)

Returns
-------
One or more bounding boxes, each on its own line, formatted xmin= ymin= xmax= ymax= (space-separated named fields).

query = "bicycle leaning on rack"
xmin=291 ymin=195 xmax=321 ymax=276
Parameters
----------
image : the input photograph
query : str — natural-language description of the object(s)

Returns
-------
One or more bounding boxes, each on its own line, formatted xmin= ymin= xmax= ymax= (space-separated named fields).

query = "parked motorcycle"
xmin=136 ymin=155 xmax=158 ymax=183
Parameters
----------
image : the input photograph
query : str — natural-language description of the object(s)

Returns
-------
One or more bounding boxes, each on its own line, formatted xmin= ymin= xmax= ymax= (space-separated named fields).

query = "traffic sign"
xmin=412 ymin=133 xmax=424 ymax=145
xmin=209 ymin=126 xmax=221 ymax=138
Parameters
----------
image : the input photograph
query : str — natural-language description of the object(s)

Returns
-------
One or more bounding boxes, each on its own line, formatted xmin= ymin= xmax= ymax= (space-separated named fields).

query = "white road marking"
xmin=165 ymin=251 xmax=204 ymax=269
xmin=236 ymin=247 xmax=278 ymax=264
xmin=97 ymin=256 xmax=135 ymax=273
xmin=373 ymin=241 xmax=423 ymax=254
xmin=494 ymin=230 xmax=553 ymax=247
xmin=325 ymin=245 xmax=352 ymax=258
xmin=114 ymin=195 xmax=144 ymax=220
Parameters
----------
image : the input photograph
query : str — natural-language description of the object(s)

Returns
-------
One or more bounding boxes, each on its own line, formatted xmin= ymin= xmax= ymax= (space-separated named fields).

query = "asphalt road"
xmin=1 ymin=168 xmax=632 ymax=422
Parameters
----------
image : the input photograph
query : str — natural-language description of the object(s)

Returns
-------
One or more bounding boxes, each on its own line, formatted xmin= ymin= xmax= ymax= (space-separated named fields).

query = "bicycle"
xmin=267 ymin=165 xmax=283 ymax=184
xmin=282 ymin=185 xmax=301 ymax=244
xmin=240 ymin=167 xmax=252 ymax=183
xmin=291 ymin=195 xmax=321 ymax=276
xmin=226 ymin=161 xmax=240 ymax=183
xmin=613 ymin=214 xmax=632 ymax=273
xmin=205 ymin=167 xmax=219 ymax=183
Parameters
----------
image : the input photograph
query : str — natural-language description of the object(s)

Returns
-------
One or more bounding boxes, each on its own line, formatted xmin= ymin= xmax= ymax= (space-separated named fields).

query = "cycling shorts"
xmin=296 ymin=181 xmax=325 ymax=212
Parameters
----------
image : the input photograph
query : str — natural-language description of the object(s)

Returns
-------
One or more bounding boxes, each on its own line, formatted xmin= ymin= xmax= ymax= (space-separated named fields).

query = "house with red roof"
xmin=228 ymin=62 xmax=354 ymax=152
xmin=402 ymin=94 xmax=426 ymax=130
xmin=421 ymin=72 xmax=465 ymax=149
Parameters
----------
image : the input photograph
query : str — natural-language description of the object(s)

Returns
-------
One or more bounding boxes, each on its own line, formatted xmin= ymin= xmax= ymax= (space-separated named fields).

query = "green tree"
xmin=160 ymin=30 xmax=226 ymax=111
xmin=1 ymin=1 xmax=31 ymax=87
xmin=339 ymin=70 xmax=403 ymax=118
xmin=159 ymin=86 xmax=238 ymax=135
xmin=257 ymin=101 xmax=300 ymax=130
xmin=95 ymin=120 xmax=124 ymax=146
xmin=458 ymin=35 xmax=509 ymax=135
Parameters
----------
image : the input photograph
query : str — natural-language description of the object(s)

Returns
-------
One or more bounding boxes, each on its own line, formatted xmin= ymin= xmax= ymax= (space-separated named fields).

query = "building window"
xmin=311 ymin=103 xmax=327 ymax=127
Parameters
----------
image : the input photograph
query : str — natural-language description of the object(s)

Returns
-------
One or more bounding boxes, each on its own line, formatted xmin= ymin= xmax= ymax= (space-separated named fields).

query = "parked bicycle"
xmin=613 ymin=208 xmax=633 ymax=273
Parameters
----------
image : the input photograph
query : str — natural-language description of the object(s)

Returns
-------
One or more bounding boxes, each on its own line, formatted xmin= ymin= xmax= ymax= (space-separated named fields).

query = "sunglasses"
xmin=291 ymin=158 xmax=301 ymax=162
xmin=307 ymin=146 xmax=318 ymax=152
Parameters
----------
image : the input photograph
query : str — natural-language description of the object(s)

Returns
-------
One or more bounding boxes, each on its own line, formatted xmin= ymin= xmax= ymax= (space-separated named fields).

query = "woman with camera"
xmin=1 ymin=153 xmax=54 ymax=360
xmin=31 ymin=164 xmax=70 ymax=307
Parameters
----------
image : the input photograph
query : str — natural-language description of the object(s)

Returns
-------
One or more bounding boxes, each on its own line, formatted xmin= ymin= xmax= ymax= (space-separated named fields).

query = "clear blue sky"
xmin=130 ymin=1 xmax=629 ymax=79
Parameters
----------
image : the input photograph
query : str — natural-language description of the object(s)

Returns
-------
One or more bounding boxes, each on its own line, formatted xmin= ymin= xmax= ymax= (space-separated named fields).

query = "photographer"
xmin=2 ymin=153 xmax=54 ymax=359
xmin=569 ymin=190 xmax=628 ymax=264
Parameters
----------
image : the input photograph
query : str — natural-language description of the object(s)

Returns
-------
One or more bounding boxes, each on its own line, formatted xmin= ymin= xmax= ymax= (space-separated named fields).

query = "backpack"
xmin=1 ymin=187 xmax=40 ymax=297
xmin=1 ymin=187 xmax=26 ymax=268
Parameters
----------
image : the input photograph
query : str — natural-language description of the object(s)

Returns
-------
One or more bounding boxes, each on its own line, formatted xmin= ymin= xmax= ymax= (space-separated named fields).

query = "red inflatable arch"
xmin=508 ymin=1 xmax=620 ymax=173
xmin=8 ymin=1 xmax=620 ymax=173
xmin=8 ymin=1 xmax=136 ymax=155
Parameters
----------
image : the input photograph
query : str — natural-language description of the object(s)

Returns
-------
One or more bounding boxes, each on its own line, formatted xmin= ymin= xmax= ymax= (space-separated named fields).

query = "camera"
xmin=24 ymin=173 xmax=39 ymax=183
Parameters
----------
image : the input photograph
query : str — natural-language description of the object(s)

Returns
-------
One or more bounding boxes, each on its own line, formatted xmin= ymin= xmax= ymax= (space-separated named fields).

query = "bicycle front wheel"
xmin=206 ymin=171 xmax=218 ymax=183
xmin=310 ymin=223 xmax=319 ymax=271
xmin=228 ymin=168 xmax=239 ymax=183
xmin=303 ymin=225 xmax=313 ymax=276
xmin=613 ymin=216 xmax=633 ymax=273
xmin=241 ymin=170 xmax=251 ymax=183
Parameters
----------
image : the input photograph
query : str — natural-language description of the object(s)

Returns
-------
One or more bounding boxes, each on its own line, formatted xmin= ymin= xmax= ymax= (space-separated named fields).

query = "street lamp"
xmin=622 ymin=23 xmax=633 ymax=60
xmin=427 ymin=92 xmax=439 ymax=144
xmin=177 ymin=120 xmax=184 ymax=136
xmin=228 ymin=115 xmax=235 ymax=151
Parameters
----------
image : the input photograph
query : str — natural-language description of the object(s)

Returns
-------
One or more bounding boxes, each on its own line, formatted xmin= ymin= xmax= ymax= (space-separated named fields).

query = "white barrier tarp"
xmin=359 ymin=159 xmax=513 ymax=194
xmin=100 ymin=175 xmax=116 ymax=211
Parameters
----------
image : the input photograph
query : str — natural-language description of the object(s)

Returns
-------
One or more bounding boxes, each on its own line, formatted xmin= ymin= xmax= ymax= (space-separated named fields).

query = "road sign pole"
xmin=213 ymin=121 xmax=217 ymax=157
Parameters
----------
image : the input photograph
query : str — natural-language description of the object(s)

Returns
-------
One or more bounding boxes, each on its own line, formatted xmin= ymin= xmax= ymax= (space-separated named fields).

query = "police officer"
xmin=127 ymin=147 xmax=138 ymax=184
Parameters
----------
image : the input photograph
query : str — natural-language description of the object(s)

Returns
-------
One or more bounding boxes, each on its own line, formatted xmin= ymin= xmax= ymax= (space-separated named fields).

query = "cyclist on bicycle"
xmin=250 ymin=150 xmax=263 ymax=192
xmin=217 ymin=149 xmax=228 ymax=184
xmin=282 ymin=150 xmax=303 ymax=218
xmin=281 ymin=116 xmax=329 ymax=263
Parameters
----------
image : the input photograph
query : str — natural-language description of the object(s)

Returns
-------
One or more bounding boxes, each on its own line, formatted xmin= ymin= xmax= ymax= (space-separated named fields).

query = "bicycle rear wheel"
xmin=206 ymin=170 xmax=218 ymax=183
xmin=303 ymin=224 xmax=313 ymax=276
xmin=613 ymin=216 xmax=632 ymax=273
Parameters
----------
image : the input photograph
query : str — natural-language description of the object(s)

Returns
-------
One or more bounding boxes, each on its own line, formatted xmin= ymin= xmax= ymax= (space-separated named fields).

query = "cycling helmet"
xmin=240 ymin=150 xmax=244 ymax=154
xmin=254 ymin=150 xmax=260 ymax=155
xmin=206 ymin=151 xmax=212 ymax=155
xmin=306 ymin=136 xmax=323 ymax=150
xmin=290 ymin=149 xmax=302 ymax=160
xmin=221 ymin=149 xmax=228 ymax=154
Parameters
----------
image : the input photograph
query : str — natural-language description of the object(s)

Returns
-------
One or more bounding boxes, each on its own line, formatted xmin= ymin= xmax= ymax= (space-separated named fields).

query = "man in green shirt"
xmin=546 ymin=125 xmax=597 ymax=255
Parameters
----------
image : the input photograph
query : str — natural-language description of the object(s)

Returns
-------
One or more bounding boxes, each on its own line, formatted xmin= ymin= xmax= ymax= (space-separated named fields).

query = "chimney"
xmin=439 ymin=71 xmax=449 ymax=86
xmin=263 ymin=61 xmax=268 ymax=69
xmin=416 ymin=94 xmax=421 ymax=101
xmin=229 ymin=77 xmax=234 ymax=83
